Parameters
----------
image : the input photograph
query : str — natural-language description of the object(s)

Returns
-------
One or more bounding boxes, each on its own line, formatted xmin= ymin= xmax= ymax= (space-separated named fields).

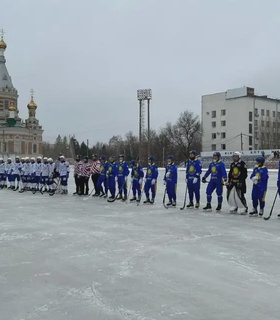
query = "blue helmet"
xmin=213 ymin=152 xmax=221 ymax=158
xmin=99 ymin=155 xmax=106 ymax=161
xmin=130 ymin=160 xmax=136 ymax=167
xmin=148 ymin=156 xmax=155 ymax=162
xmin=256 ymin=157 xmax=265 ymax=165
xmin=167 ymin=155 xmax=174 ymax=161
xmin=189 ymin=150 xmax=197 ymax=155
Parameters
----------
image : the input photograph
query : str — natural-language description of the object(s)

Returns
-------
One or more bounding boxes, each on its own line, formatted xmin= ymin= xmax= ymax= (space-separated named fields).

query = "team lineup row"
xmin=1 ymin=152 xmax=279 ymax=219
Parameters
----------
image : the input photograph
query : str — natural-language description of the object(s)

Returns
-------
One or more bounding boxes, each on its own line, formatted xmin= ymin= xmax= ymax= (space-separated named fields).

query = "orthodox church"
xmin=0 ymin=30 xmax=43 ymax=157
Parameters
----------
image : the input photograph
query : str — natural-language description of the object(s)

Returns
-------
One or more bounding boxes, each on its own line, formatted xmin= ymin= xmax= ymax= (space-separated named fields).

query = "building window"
xmin=212 ymin=133 xmax=216 ymax=139
xmin=278 ymin=112 xmax=280 ymax=118
xmin=261 ymin=120 xmax=264 ymax=127
xmin=211 ymin=111 xmax=216 ymax=118
xmin=221 ymin=109 xmax=226 ymax=116
xmin=273 ymin=111 xmax=276 ymax=117
xmin=221 ymin=132 xmax=226 ymax=139
xmin=249 ymin=136 xmax=253 ymax=145
xmin=261 ymin=109 xmax=265 ymax=116
xmin=212 ymin=121 xmax=216 ymax=128
xmin=254 ymin=120 xmax=258 ymax=126
xmin=266 ymin=121 xmax=269 ymax=127
xmin=266 ymin=110 xmax=270 ymax=116
xmin=221 ymin=120 xmax=226 ymax=126
xmin=211 ymin=144 xmax=216 ymax=151
xmin=273 ymin=122 xmax=276 ymax=128
xmin=249 ymin=111 xmax=253 ymax=122
xmin=33 ymin=144 xmax=37 ymax=153
xmin=249 ymin=123 xmax=252 ymax=134
xmin=4 ymin=100 xmax=9 ymax=110
xmin=254 ymin=108 xmax=258 ymax=116
xmin=221 ymin=144 xmax=226 ymax=150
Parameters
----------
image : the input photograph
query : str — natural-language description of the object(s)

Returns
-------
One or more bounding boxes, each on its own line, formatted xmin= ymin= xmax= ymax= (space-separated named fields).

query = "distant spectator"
xmin=274 ymin=151 xmax=277 ymax=159
xmin=261 ymin=151 xmax=265 ymax=157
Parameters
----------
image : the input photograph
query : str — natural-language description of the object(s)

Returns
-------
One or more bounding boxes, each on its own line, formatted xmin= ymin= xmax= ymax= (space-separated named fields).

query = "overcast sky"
xmin=2 ymin=0 xmax=280 ymax=145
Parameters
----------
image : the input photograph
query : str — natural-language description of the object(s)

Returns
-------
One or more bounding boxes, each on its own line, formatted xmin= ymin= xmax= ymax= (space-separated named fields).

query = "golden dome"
xmin=27 ymin=97 xmax=37 ymax=110
xmin=0 ymin=38 xmax=6 ymax=50
xmin=9 ymin=101 xmax=16 ymax=111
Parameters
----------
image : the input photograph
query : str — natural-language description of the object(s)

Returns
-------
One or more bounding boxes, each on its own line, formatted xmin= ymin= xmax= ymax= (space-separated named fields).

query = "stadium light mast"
xmin=137 ymin=89 xmax=152 ymax=163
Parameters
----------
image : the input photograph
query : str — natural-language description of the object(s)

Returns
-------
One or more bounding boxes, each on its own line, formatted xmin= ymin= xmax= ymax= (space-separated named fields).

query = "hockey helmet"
xmin=37 ymin=156 xmax=42 ymax=160
xmin=213 ymin=152 xmax=221 ymax=158
xmin=256 ymin=157 xmax=265 ymax=165
xmin=7 ymin=158 xmax=11 ymax=162
xmin=0 ymin=157 xmax=3 ymax=162
xmin=92 ymin=154 xmax=98 ymax=158
xmin=100 ymin=155 xmax=106 ymax=161
xmin=43 ymin=157 xmax=48 ymax=161
xmin=148 ymin=156 xmax=155 ymax=162
xmin=233 ymin=151 xmax=241 ymax=158
xmin=130 ymin=160 xmax=136 ymax=167
xmin=15 ymin=156 xmax=20 ymax=159
xmin=48 ymin=158 xmax=53 ymax=162
xmin=189 ymin=150 xmax=197 ymax=156
xmin=166 ymin=155 xmax=174 ymax=161
xmin=109 ymin=155 xmax=115 ymax=162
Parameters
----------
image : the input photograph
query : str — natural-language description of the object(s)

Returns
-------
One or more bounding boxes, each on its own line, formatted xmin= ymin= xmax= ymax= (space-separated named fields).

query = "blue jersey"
xmin=116 ymin=161 xmax=129 ymax=178
xmin=106 ymin=162 xmax=117 ymax=178
xmin=164 ymin=162 xmax=177 ymax=183
xmin=145 ymin=163 xmax=158 ymax=180
xmin=100 ymin=161 xmax=109 ymax=176
xmin=131 ymin=164 xmax=144 ymax=180
xmin=250 ymin=165 xmax=268 ymax=190
xmin=278 ymin=161 xmax=280 ymax=182
xmin=186 ymin=158 xmax=202 ymax=179
xmin=204 ymin=160 xmax=227 ymax=182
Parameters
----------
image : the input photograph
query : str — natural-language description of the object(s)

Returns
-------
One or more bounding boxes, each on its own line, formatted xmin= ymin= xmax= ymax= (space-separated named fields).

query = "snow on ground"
xmin=1 ymin=169 xmax=280 ymax=320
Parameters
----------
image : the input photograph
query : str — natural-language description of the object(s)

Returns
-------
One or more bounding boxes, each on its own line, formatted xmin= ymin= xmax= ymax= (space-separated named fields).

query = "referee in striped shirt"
xmin=91 ymin=154 xmax=101 ymax=196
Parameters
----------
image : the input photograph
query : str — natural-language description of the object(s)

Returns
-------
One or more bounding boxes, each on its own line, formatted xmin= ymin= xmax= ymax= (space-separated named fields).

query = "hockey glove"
xmin=202 ymin=177 xmax=207 ymax=183
xmin=151 ymin=179 xmax=156 ymax=185
xmin=193 ymin=177 xmax=198 ymax=184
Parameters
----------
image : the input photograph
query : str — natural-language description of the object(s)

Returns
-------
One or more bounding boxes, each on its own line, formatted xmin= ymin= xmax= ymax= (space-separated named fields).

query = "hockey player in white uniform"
xmin=47 ymin=158 xmax=55 ymax=193
xmin=0 ymin=158 xmax=7 ymax=188
xmin=33 ymin=156 xmax=43 ymax=191
xmin=20 ymin=157 xmax=30 ymax=192
xmin=6 ymin=158 xmax=14 ymax=189
xmin=29 ymin=157 xmax=36 ymax=190
xmin=41 ymin=157 xmax=50 ymax=192
xmin=58 ymin=155 xmax=70 ymax=194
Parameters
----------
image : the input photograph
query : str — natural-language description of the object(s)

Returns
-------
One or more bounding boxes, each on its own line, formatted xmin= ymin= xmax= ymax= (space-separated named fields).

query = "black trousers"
xmin=91 ymin=173 xmax=100 ymax=195
xmin=74 ymin=175 xmax=81 ymax=194
xmin=80 ymin=176 xmax=89 ymax=195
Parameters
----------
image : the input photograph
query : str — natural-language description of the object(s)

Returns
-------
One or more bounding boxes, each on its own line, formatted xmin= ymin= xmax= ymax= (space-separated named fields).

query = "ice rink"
xmin=1 ymin=169 xmax=280 ymax=320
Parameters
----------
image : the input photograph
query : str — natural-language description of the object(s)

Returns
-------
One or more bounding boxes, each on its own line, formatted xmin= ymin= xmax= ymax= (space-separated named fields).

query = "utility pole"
xmin=241 ymin=133 xmax=243 ymax=151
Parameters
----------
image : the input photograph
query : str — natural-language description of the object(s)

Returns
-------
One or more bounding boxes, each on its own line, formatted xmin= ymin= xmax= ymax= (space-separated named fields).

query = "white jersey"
xmin=29 ymin=162 xmax=36 ymax=175
xmin=59 ymin=161 xmax=69 ymax=176
xmin=41 ymin=163 xmax=50 ymax=177
xmin=49 ymin=163 xmax=55 ymax=176
xmin=23 ymin=163 xmax=31 ymax=175
xmin=12 ymin=162 xmax=23 ymax=175
xmin=6 ymin=163 xmax=13 ymax=174
xmin=0 ymin=162 xmax=6 ymax=174
xmin=34 ymin=162 xmax=42 ymax=176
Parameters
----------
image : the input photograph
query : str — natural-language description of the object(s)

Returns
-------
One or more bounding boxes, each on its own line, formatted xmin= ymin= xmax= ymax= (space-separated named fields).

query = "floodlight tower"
xmin=137 ymin=89 xmax=152 ymax=163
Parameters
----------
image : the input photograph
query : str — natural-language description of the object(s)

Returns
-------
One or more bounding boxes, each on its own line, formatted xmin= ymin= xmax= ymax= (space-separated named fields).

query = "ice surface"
xmin=1 ymin=169 xmax=280 ymax=320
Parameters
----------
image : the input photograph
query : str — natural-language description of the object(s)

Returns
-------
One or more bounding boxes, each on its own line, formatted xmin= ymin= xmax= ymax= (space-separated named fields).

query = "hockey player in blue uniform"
xmin=98 ymin=155 xmax=109 ymax=198
xmin=144 ymin=156 xmax=158 ymax=204
xmin=130 ymin=160 xmax=144 ymax=202
xmin=202 ymin=152 xmax=227 ymax=211
xmin=164 ymin=155 xmax=178 ymax=207
xmin=106 ymin=156 xmax=117 ymax=200
xmin=249 ymin=157 xmax=269 ymax=217
xmin=116 ymin=154 xmax=130 ymax=201
xmin=186 ymin=150 xmax=202 ymax=209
